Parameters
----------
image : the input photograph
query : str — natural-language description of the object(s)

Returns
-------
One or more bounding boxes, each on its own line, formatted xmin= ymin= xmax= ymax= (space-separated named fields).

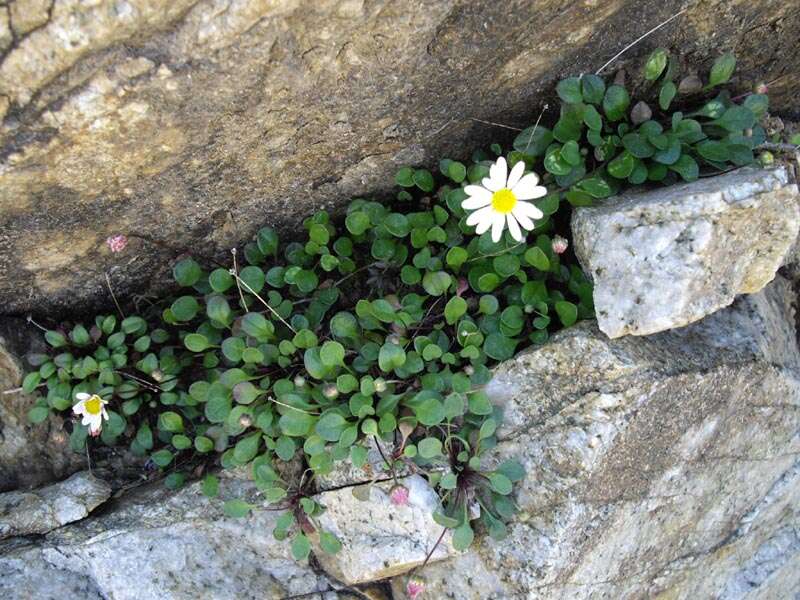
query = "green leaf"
xmin=489 ymin=472 xmax=513 ymax=495
xmin=418 ymin=437 xmax=443 ymax=458
xmin=378 ymin=343 xmax=406 ymax=372
xmin=413 ymin=169 xmax=435 ymax=192
xmin=151 ymin=449 xmax=174 ymax=467
xmin=644 ymin=48 xmax=668 ymax=80
xmin=184 ymin=333 xmax=210 ymax=352
xmin=319 ymin=531 xmax=342 ymax=555
xmin=291 ymin=534 xmax=311 ymax=561
xmin=583 ymin=105 xmax=603 ymax=131
xmin=241 ymin=313 xmax=274 ymax=340
xmin=483 ymin=333 xmax=517 ymax=361
xmin=416 ymin=398 xmax=445 ymax=426
xmin=316 ymin=412 xmax=347 ymax=442
xmin=713 ymin=106 xmax=756 ymax=132
xmin=607 ymin=151 xmax=636 ymax=179
xmin=320 ymin=341 xmax=345 ymax=367
xmin=555 ymin=301 xmax=578 ymax=327
xmin=28 ymin=405 xmax=49 ymax=424
xmin=279 ymin=411 xmax=316 ymax=437
xmin=170 ymin=296 xmax=199 ymax=321
xmin=223 ymin=499 xmax=254 ymax=518
xmin=173 ymin=258 xmax=202 ymax=287
xmin=659 ymin=81 xmax=677 ymax=111
xmin=45 ymin=330 xmax=68 ymax=348
xmin=580 ymin=74 xmax=606 ymax=105
xmin=159 ymin=411 xmax=183 ymax=433
xmin=444 ymin=296 xmax=468 ymax=325
xmin=556 ymin=77 xmax=582 ymax=103
xmin=453 ymin=522 xmax=475 ymax=551
xmin=709 ymin=52 xmax=736 ymax=87
xmin=234 ymin=433 xmax=261 ymax=463
xmin=603 ymin=85 xmax=630 ymax=121
xmin=395 ymin=167 xmax=415 ymax=187
xmin=513 ymin=126 xmax=553 ymax=157
xmin=669 ymin=154 xmax=699 ymax=182
xmin=345 ymin=211 xmax=370 ymax=235
xmin=422 ymin=271 xmax=451 ymax=296
xmin=524 ymin=246 xmax=550 ymax=271
xmin=621 ymin=133 xmax=654 ymax=158
xmin=202 ymin=474 xmax=219 ymax=497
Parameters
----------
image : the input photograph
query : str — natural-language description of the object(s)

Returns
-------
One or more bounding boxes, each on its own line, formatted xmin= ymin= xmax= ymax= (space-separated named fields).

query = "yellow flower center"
xmin=84 ymin=395 xmax=103 ymax=415
xmin=491 ymin=188 xmax=517 ymax=214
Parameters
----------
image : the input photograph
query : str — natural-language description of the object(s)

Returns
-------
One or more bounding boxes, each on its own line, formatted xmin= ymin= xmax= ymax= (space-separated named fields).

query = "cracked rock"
xmin=313 ymin=474 xmax=458 ymax=585
xmin=398 ymin=277 xmax=800 ymax=598
xmin=572 ymin=166 xmax=800 ymax=338
xmin=0 ymin=471 xmax=111 ymax=539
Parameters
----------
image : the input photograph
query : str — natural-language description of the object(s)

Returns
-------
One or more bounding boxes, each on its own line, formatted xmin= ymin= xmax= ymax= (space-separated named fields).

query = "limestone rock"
xmin=0 ymin=318 xmax=84 ymax=492
xmin=397 ymin=277 xmax=800 ymax=599
xmin=572 ymin=166 xmax=800 ymax=338
xmin=0 ymin=471 xmax=111 ymax=539
xmin=1 ymin=1 xmax=799 ymax=315
xmin=0 ymin=470 xmax=339 ymax=599
xmin=314 ymin=474 xmax=458 ymax=584
xmin=314 ymin=440 xmax=411 ymax=491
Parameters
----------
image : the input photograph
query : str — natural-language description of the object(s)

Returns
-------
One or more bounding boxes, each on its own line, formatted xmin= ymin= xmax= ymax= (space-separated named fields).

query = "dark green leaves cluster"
xmin=514 ymin=51 xmax=766 ymax=208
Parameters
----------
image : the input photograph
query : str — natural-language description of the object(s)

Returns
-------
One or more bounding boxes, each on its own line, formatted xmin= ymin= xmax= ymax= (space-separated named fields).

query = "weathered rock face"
xmin=0 ymin=470 xmax=341 ymax=600
xmin=571 ymin=166 xmax=800 ymax=339
xmin=314 ymin=474 xmax=458 ymax=585
xmin=0 ymin=318 xmax=84 ymax=492
xmin=0 ymin=471 xmax=111 ymax=539
xmin=395 ymin=276 xmax=800 ymax=599
xmin=1 ymin=0 xmax=799 ymax=316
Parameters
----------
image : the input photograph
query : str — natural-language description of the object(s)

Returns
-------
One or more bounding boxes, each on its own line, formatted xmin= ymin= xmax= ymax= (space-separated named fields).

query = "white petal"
xmin=81 ymin=413 xmax=93 ymax=426
xmin=76 ymin=392 xmax=90 ymax=401
xmin=466 ymin=205 xmax=494 ymax=227
xmin=474 ymin=209 xmax=495 ymax=235
xmin=489 ymin=157 xmax=507 ymax=188
xmin=514 ymin=200 xmax=545 ymax=221
xmin=511 ymin=204 xmax=535 ymax=230
xmin=462 ymin=187 xmax=493 ymax=209
xmin=490 ymin=212 xmax=506 ymax=243
xmin=73 ymin=401 xmax=85 ymax=415
xmin=88 ymin=415 xmax=102 ymax=434
xmin=512 ymin=173 xmax=546 ymax=200
xmin=507 ymin=213 xmax=523 ymax=242
xmin=481 ymin=176 xmax=504 ymax=192
xmin=101 ymin=407 xmax=109 ymax=420
xmin=506 ymin=160 xmax=526 ymax=190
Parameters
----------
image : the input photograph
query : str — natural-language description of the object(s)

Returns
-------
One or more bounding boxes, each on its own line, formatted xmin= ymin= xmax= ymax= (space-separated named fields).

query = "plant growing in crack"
xmin=17 ymin=49 xmax=784 ymax=575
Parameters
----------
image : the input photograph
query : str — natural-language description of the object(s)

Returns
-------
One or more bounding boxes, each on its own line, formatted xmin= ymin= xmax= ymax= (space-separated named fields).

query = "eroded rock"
xmin=2 ymin=0 xmax=799 ymax=315
xmin=0 ymin=318 xmax=84 ymax=492
xmin=0 ymin=471 xmax=111 ymax=539
xmin=397 ymin=277 xmax=800 ymax=599
xmin=572 ymin=166 xmax=800 ymax=338
xmin=314 ymin=474 xmax=458 ymax=584
xmin=0 ymin=470 xmax=339 ymax=600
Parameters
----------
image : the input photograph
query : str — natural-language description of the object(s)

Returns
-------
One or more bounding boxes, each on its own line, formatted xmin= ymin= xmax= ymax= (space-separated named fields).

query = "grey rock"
xmin=0 ymin=471 xmax=111 ymax=539
xmin=0 ymin=318 xmax=84 ymax=492
xmin=314 ymin=439 xmax=412 ymax=491
xmin=0 ymin=470 xmax=340 ymax=600
xmin=314 ymin=474 xmax=458 ymax=584
xmin=1 ymin=1 xmax=799 ymax=316
xmin=572 ymin=166 xmax=800 ymax=338
xmin=398 ymin=277 xmax=800 ymax=599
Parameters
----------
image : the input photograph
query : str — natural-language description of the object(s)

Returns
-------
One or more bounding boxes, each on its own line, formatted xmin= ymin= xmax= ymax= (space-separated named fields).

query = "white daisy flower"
xmin=72 ymin=393 xmax=109 ymax=437
xmin=462 ymin=157 xmax=547 ymax=242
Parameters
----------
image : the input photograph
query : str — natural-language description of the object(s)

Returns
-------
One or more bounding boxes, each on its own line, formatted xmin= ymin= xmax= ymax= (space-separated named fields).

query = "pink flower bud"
xmin=755 ymin=82 xmax=768 ymax=95
xmin=406 ymin=578 xmax=425 ymax=599
xmin=106 ymin=234 xmax=128 ymax=253
xmin=389 ymin=484 xmax=410 ymax=506
xmin=551 ymin=235 xmax=569 ymax=255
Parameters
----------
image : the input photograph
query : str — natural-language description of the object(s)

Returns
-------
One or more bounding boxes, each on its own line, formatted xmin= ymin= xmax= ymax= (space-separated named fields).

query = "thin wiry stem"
xmin=105 ymin=271 xmax=126 ymax=319
xmin=595 ymin=8 xmax=688 ymax=74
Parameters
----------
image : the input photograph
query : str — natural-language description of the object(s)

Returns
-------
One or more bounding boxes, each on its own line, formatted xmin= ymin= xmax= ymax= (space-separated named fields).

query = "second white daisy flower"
xmin=73 ymin=392 xmax=109 ymax=437
xmin=462 ymin=157 xmax=547 ymax=242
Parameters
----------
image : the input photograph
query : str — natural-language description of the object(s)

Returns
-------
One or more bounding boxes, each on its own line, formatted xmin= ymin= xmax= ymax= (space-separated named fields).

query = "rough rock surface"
xmin=0 ymin=317 xmax=84 ymax=492
xmin=395 ymin=277 xmax=800 ymax=599
xmin=1 ymin=0 xmax=799 ymax=315
xmin=572 ymin=166 xmax=800 ymax=338
xmin=314 ymin=474 xmax=457 ymax=584
xmin=0 ymin=470 xmax=342 ymax=600
xmin=0 ymin=471 xmax=111 ymax=539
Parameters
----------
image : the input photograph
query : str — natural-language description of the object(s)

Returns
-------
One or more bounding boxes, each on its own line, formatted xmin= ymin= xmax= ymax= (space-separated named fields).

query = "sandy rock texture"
xmin=1 ymin=0 xmax=798 ymax=315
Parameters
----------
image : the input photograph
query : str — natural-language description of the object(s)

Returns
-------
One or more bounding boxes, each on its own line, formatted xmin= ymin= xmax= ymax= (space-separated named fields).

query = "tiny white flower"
xmin=72 ymin=393 xmax=109 ymax=437
xmin=462 ymin=157 xmax=547 ymax=243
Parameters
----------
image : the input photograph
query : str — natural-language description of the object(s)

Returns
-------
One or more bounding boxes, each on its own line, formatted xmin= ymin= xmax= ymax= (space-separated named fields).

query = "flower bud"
xmin=389 ymin=484 xmax=410 ymax=506
xmin=524 ymin=304 xmax=535 ymax=314
xmin=151 ymin=369 xmax=164 ymax=382
xmin=551 ymin=235 xmax=569 ymax=255
xmin=463 ymin=365 xmax=474 ymax=376
xmin=406 ymin=577 xmax=425 ymax=600
xmin=759 ymin=151 xmax=775 ymax=167
xmin=386 ymin=333 xmax=401 ymax=345
xmin=322 ymin=383 xmax=339 ymax=400
xmin=238 ymin=414 xmax=253 ymax=428
xmin=293 ymin=375 xmax=306 ymax=388
xmin=374 ymin=378 xmax=387 ymax=393
xmin=106 ymin=234 xmax=128 ymax=253
xmin=755 ymin=82 xmax=768 ymax=95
